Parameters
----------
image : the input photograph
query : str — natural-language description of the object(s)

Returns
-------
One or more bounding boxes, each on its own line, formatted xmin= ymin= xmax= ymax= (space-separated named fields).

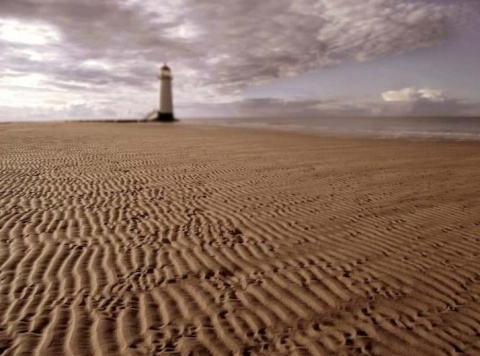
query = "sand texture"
xmin=1 ymin=122 xmax=480 ymax=355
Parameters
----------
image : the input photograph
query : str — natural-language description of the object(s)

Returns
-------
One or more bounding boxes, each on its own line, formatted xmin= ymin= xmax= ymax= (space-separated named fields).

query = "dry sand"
xmin=1 ymin=122 xmax=480 ymax=355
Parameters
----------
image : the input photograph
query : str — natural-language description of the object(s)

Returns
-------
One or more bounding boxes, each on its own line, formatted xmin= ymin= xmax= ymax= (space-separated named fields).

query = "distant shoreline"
xmin=182 ymin=117 xmax=480 ymax=143
xmin=2 ymin=116 xmax=480 ymax=143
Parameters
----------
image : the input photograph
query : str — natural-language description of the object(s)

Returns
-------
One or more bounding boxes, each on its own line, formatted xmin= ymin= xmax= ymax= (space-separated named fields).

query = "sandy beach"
xmin=1 ymin=122 xmax=480 ymax=355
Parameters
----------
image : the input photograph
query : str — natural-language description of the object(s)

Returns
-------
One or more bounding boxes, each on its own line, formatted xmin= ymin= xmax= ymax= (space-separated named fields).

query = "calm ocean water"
xmin=185 ymin=117 xmax=480 ymax=141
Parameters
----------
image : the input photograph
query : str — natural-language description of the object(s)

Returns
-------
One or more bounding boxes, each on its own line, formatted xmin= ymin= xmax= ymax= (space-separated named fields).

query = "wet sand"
xmin=1 ymin=122 xmax=480 ymax=355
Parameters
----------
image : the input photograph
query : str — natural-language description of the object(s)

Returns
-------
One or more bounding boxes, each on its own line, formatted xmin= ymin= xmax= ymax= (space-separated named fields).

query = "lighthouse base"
xmin=156 ymin=112 xmax=175 ymax=122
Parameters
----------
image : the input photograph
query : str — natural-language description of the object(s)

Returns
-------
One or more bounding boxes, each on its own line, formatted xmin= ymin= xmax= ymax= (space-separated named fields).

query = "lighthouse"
xmin=157 ymin=64 xmax=175 ymax=122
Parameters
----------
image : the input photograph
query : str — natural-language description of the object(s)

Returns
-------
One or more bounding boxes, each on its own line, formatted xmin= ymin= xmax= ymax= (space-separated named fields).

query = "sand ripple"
xmin=1 ymin=123 xmax=480 ymax=355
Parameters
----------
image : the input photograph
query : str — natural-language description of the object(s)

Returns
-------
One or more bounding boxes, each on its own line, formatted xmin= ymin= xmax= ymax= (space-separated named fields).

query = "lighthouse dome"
xmin=160 ymin=63 xmax=172 ymax=79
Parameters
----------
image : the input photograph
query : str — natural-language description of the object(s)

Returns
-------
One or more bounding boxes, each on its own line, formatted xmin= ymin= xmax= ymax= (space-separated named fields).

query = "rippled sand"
xmin=1 ymin=122 xmax=480 ymax=355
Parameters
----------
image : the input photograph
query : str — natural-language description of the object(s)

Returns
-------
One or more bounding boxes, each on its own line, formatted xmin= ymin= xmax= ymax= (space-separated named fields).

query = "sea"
xmin=184 ymin=116 xmax=480 ymax=141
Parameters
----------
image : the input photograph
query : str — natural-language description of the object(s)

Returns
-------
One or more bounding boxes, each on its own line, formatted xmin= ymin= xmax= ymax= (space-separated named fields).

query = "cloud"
xmin=0 ymin=0 xmax=473 ymax=119
xmin=0 ymin=18 xmax=61 ymax=45
xmin=180 ymin=0 xmax=455 ymax=89
xmin=380 ymin=87 xmax=480 ymax=116
xmin=382 ymin=87 xmax=446 ymax=103
xmin=178 ymin=95 xmax=480 ymax=119
xmin=2 ymin=93 xmax=479 ymax=121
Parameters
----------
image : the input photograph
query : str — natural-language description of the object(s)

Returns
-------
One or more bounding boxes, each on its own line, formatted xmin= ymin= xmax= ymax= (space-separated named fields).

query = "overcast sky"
xmin=1 ymin=0 xmax=479 ymax=120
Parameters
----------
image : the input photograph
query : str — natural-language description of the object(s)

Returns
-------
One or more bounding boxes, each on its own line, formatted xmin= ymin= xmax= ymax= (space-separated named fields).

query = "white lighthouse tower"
xmin=157 ymin=63 xmax=174 ymax=121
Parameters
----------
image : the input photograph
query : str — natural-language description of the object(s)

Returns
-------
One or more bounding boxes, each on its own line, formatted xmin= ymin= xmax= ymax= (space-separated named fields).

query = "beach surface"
xmin=1 ymin=122 xmax=480 ymax=355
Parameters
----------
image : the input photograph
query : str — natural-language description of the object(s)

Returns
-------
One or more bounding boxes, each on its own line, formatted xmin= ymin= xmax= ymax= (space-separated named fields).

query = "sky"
xmin=0 ymin=0 xmax=479 ymax=120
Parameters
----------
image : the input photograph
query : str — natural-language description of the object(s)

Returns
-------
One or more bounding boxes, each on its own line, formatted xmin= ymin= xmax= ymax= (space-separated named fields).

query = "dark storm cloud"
xmin=176 ymin=0 xmax=456 ymax=88
xmin=1 ymin=0 xmax=457 ymax=86
xmin=0 ymin=0 xmax=192 ymax=93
